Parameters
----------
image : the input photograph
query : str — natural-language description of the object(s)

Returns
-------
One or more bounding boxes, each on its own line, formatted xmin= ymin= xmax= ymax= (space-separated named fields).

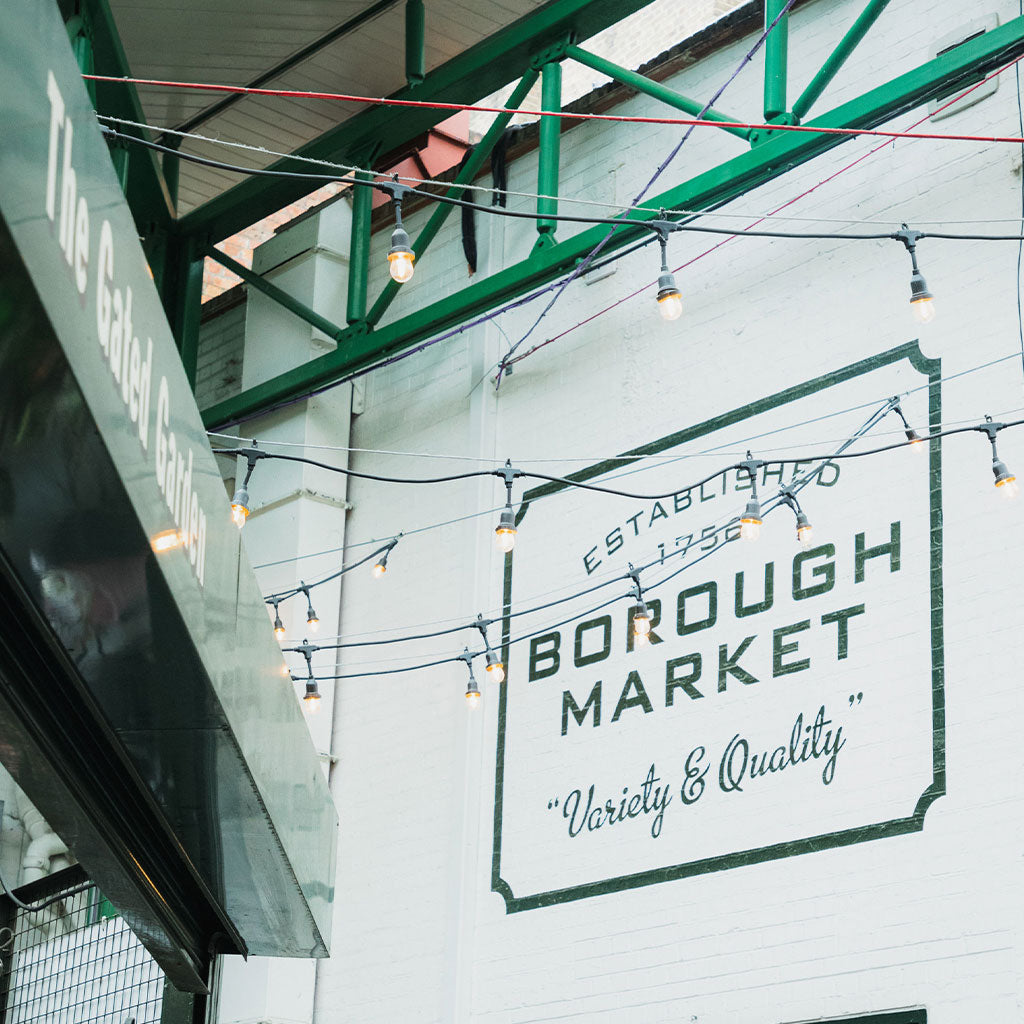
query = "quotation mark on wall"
xmin=848 ymin=692 xmax=864 ymax=706
xmin=547 ymin=798 xmax=560 ymax=810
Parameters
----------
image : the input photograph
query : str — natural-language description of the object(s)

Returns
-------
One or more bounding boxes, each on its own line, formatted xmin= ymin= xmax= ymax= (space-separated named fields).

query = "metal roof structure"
xmin=106 ymin=0 xmax=555 ymax=213
xmin=72 ymin=0 xmax=1024 ymax=428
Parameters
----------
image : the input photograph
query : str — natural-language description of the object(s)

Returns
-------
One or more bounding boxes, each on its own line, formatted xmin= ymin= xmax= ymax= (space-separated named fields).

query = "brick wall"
xmin=215 ymin=2 xmax=1024 ymax=1022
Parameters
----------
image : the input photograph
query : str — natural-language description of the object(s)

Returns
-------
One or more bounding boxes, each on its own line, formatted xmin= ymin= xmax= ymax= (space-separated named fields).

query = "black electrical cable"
xmin=0 ymin=865 xmax=94 ymax=912
xmin=263 ymin=541 xmax=396 ymax=602
xmin=100 ymin=128 xmax=1024 ymax=246
xmin=287 ymin=407 xmax=1017 ymax=670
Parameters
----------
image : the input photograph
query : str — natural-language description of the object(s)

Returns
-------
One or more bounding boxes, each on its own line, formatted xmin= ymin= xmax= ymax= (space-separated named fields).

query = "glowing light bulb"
xmin=633 ymin=613 xmax=651 ymax=636
xmin=993 ymin=457 xmax=1018 ymax=498
xmin=486 ymin=661 xmax=505 ymax=684
xmin=388 ymin=249 xmax=415 ymax=283
xmin=465 ymin=685 xmax=481 ymax=708
xmin=372 ymin=561 xmax=387 ymax=578
xmin=495 ymin=527 xmax=516 ymax=553
xmin=911 ymin=296 xmax=935 ymax=324
xmin=996 ymin=474 xmax=1019 ymax=498
xmin=634 ymin=631 xmax=650 ymax=649
xmin=657 ymin=291 xmax=683 ymax=321
xmin=307 ymin=612 xmax=320 ymax=632
xmin=273 ymin=617 xmax=286 ymax=642
xmin=230 ymin=502 xmax=249 ymax=529
xmin=151 ymin=529 xmax=182 ymax=554
xmin=797 ymin=524 xmax=813 ymax=549
xmin=739 ymin=517 xmax=761 ymax=542
xmin=302 ymin=691 xmax=323 ymax=715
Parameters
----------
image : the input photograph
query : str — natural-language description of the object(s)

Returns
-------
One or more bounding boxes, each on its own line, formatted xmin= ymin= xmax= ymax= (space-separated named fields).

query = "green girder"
xmin=200 ymin=14 xmax=1024 ymax=428
xmin=178 ymin=0 xmax=662 ymax=243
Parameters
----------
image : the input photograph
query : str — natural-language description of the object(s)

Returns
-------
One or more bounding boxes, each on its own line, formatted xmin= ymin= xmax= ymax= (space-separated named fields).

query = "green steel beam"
xmin=366 ymin=68 xmax=540 ymax=326
xmin=205 ymin=247 xmax=348 ymax=344
xmin=176 ymin=249 xmax=204 ymax=389
xmin=537 ymin=60 xmax=562 ymax=235
xmin=792 ymin=0 xmax=892 ymax=121
xmin=82 ymin=0 xmax=175 ymax=226
xmin=566 ymin=44 xmax=752 ymax=141
xmin=161 ymin=238 xmax=205 ymax=388
xmin=347 ymin=170 xmax=373 ymax=325
xmin=763 ymin=0 xmax=790 ymax=121
xmin=201 ymin=14 xmax=1024 ymax=429
xmin=178 ymin=0 xmax=661 ymax=243
xmin=406 ymin=0 xmax=426 ymax=86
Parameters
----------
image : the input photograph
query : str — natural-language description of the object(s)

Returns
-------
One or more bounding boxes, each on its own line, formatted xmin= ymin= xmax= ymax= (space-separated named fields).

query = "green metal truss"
xmin=199 ymin=12 xmax=1024 ymax=428
xmin=176 ymin=0 xmax=664 ymax=244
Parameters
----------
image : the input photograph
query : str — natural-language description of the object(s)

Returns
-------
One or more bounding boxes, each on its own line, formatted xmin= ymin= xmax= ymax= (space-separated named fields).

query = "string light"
xmin=495 ymin=460 xmax=522 ymax=553
xmin=738 ymin=452 xmax=764 ymax=542
xmin=474 ymin=615 xmax=505 ymax=684
xmin=625 ymin=563 xmax=652 ymax=646
xmin=653 ymin=222 xmax=682 ymax=322
xmin=386 ymin=183 xmax=415 ymax=284
xmin=890 ymin=398 xmax=926 ymax=451
xmin=780 ymin=489 xmax=814 ymax=549
xmin=460 ymin=649 xmax=481 ymax=708
xmin=299 ymin=583 xmax=320 ymax=632
xmin=229 ymin=442 xmax=265 ymax=529
xmin=372 ymin=536 xmax=399 ymax=578
xmin=257 ymin=406 xmax=1024 ymax=680
xmin=293 ymin=640 xmax=323 ymax=715
xmin=292 ymin=407 xmax=1024 ymax=688
xmin=978 ymin=415 xmax=1019 ymax=498
xmin=302 ymin=678 xmax=323 ymax=714
xmin=895 ymin=225 xmax=936 ymax=324
xmin=271 ymin=598 xmax=287 ymax=642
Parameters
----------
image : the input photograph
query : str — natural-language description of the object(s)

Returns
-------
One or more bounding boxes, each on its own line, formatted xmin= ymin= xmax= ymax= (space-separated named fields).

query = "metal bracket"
xmin=530 ymin=38 xmax=572 ymax=70
xmin=246 ymin=487 xmax=354 ymax=519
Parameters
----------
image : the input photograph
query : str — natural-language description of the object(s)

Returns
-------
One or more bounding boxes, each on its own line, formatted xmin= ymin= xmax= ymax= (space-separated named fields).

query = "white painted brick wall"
xmin=211 ymin=1 xmax=1024 ymax=1021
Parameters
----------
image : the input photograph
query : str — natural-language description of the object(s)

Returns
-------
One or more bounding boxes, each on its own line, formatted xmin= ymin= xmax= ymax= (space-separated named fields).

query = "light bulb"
xmin=302 ymin=679 xmax=322 ymax=715
xmin=657 ymin=291 xmax=683 ymax=321
xmin=739 ymin=498 xmax=762 ymax=542
xmin=739 ymin=517 xmax=761 ymax=542
xmin=633 ymin=614 xmax=651 ymax=636
xmin=486 ymin=661 xmax=505 ymax=684
xmin=372 ymin=561 xmax=387 ymax=578
xmin=230 ymin=485 xmax=250 ymax=529
xmin=794 ymin=510 xmax=813 ymax=550
xmin=996 ymin=475 xmax=1019 ymax=498
xmin=911 ymin=296 xmax=935 ymax=324
xmin=904 ymin=428 xmax=926 ymax=452
xmin=387 ymin=249 xmax=415 ymax=283
xmin=273 ymin=616 xmax=286 ymax=642
xmin=495 ymin=527 xmax=516 ymax=553
xmin=465 ymin=686 xmax=481 ymax=708
xmin=280 ymin=662 xmax=290 ymax=677
xmin=993 ymin=458 xmax=1018 ymax=498
xmin=634 ymin=631 xmax=650 ymax=649
xmin=151 ymin=529 xmax=181 ymax=554
xmin=307 ymin=612 xmax=320 ymax=632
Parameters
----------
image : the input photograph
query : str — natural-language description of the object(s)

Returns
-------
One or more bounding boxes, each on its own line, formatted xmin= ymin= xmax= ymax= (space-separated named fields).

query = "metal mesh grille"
xmin=0 ymin=873 xmax=165 ymax=1024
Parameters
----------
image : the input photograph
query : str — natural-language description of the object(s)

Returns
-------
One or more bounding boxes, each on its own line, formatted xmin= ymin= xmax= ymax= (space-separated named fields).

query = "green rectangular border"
xmin=492 ymin=341 xmax=944 ymax=913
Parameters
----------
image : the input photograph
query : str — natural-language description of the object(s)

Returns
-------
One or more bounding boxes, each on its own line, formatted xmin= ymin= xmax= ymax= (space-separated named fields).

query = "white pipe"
xmin=21 ymin=831 xmax=67 ymax=885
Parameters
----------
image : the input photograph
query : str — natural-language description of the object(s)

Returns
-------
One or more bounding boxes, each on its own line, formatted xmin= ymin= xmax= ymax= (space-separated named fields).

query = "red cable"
xmin=83 ymin=72 xmax=1024 ymax=147
xmin=506 ymin=56 xmax=1020 ymax=368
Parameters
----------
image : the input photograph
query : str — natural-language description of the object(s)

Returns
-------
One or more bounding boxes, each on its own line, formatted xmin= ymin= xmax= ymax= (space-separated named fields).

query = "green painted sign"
xmin=492 ymin=343 xmax=944 ymax=912
xmin=0 ymin=0 xmax=336 ymax=972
